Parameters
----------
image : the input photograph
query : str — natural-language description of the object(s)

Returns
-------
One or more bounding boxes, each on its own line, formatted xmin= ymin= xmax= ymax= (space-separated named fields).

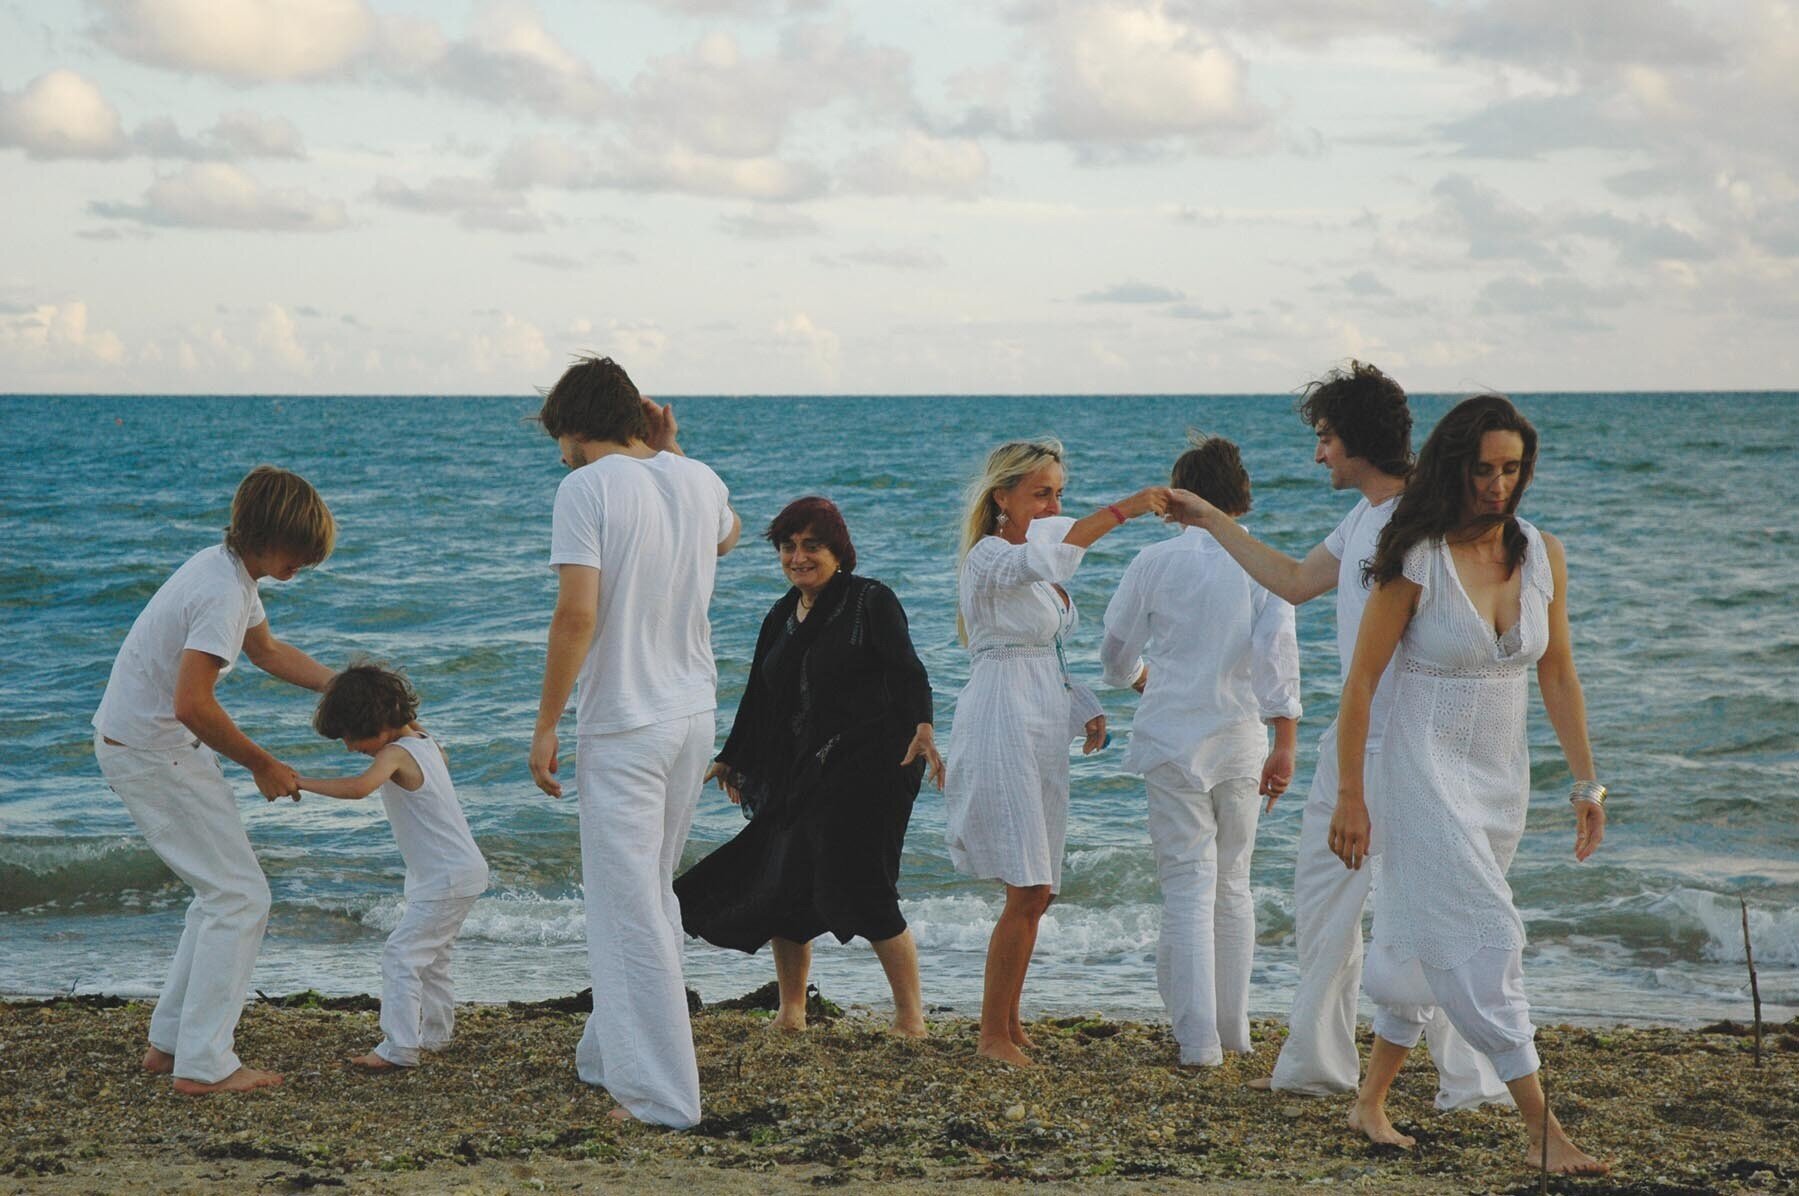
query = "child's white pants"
xmin=373 ymin=894 xmax=479 ymax=1067
xmin=1144 ymin=766 xmax=1260 ymax=1065
xmin=1366 ymin=942 xmax=1540 ymax=1084
xmin=574 ymin=713 xmax=711 ymax=1129
xmin=96 ymin=733 xmax=269 ymax=1085
xmin=1269 ymin=724 xmax=1510 ymax=1109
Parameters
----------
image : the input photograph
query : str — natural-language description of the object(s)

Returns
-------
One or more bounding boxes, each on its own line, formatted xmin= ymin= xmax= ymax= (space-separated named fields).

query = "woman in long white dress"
xmin=1328 ymin=395 xmax=1609 ymax=1175
xmin=943 ymin=439 xmax=1168 ymax=1065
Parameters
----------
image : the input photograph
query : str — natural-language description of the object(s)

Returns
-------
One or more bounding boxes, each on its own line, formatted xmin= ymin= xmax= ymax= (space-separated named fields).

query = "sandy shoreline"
xmin=3 ymin=993 xmax=1795 ymax=1195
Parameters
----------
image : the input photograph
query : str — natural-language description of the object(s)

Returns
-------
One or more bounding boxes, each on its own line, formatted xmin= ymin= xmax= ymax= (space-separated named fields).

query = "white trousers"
xmin=373 ymin=893 xmax=480 ymax=1067
xmin=575 ymin=712 xmax=712 ymax=1129
xmin=1269 ymin=723 xmax=1510 ymax=1109
xmin=96 ymin=733 xmax=270 ymax=1084
xmin=1366 ymin=943 xmax=1540 ymax=1084
xmin=1144 ymin=766 xmax=1260 ymax=1066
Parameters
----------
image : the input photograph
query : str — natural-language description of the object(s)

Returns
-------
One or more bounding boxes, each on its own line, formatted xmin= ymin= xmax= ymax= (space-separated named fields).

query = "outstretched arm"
xmin=1164 ymin=491 xmax=1338 ymax=605
xmin=530 ymin=565 xmax=599 ymax=798
xmin=242 ymin=620 xmax=334 ymax=691
xmin=172 ymin=648 xmax=299 ymax=800
xmin=299 ymin=744 xmax=412 ymax=800
xmin=1536 ymin=533 xmax=1605 ymax=861
xmin=1329 ymin=578 xmax=1416 ymax=869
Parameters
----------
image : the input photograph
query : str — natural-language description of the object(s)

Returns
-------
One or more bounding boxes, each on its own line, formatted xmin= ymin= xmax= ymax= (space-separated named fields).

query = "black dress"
xmin=675 ymin=571 xmax=933 ymax=950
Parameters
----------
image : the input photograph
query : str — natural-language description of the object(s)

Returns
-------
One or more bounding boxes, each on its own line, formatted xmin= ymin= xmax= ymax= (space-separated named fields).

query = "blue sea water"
xmin=2 ymin=392 xmax=1796 ymax=1027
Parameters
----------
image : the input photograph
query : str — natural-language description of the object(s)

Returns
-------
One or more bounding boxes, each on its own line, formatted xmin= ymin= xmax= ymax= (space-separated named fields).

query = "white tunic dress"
xmin=944 ymin=527 xmax=1101 ymax=892
xmin=1371 ymin=521 xmax=1553 ymax=971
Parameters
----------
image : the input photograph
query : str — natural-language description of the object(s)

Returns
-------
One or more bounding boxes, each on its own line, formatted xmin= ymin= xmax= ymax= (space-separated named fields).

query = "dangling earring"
xmin=995 ymin=511 xmax=1008 ymax=527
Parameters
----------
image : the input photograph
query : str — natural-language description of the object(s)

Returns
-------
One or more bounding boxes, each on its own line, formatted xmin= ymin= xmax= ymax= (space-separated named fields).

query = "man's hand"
xmin=1164 ymin=488 xmax=1226 ymax=529
xmin=642 ymin=398 xmax=682 ymax=455
xmin=899 ymin=724 xmax=946 ymax=791
xmin=1328 ymin=794 xmax=1370 ymax=869
xmin=703 ymin=761 xmax=743 ymax=804
xmin=1081 ymin=715 xmax=1107 ymax=755
xmin=530 ymin=727 xmax=563 ymax=797
xmin=253 ymin=758 xmax=301 ymax=802
xmin=1258 ymin=744 xmax=1295 ymax=812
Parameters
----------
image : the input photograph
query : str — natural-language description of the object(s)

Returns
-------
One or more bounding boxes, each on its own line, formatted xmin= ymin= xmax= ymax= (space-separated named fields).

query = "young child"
xmin=93 ymin=465 xmax=337 ymax=1095
xmin=299 ymin=663 xmax=489 ymax=1071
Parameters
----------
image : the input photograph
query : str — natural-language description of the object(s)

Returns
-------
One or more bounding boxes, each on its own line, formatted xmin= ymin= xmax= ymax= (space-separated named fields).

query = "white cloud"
xmin=1078 ymin=280 xmax=1186 ymax=303
xmin=0 ymin=69 xmax=128 ymax=159
xmin=496 ymin=133 xmax=827 ymax=202
xmin=91 ymin=163 xmax=349 ymax=231
xmin=90 ymin=0 xmax=378 ymax=82
xmin=132 ymin=110 xmax=306 ymax=160
xmin=468 ymin=311 xmax=550 ymax=374
xmin=717 ymin=207 xmax=820 ymax=239
xmin=836 ymin=247 xmax=945 ymax=270
xmin=772 ymin=311 xmax=839 ymax=382
xmin=0 ymin=299 xmax=127 ymax=369
xmin=254 ymin=303 xmax=312 ymax=373
xmin=415 ymin=2 xmax=615 ymax=121
xmin=840 ymin=132 xmax=988 ymax=198
xmin=371 ymin=174 xmax=541 ymax=232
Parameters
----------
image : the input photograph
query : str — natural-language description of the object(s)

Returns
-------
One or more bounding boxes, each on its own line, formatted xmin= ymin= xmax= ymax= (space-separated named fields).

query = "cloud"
xmin=89 ymin=0 xmax=379 ymax=82
xmin=371 ymin=174 xmax=541 ymax=232
xmin=496 ymin=133 xmax=828 ymax=202
xmin=839 ymin=132 xmax=988 ymax=198
xmin=412 ymin=2 xmax=615 ymax=121
xmin=1438 ymin=0 xmax=1725 ymax=77
xmin=772 ymin=311 xmax=839 ymax=382
xmin=1342 ymin=270 xmax=1394 ymax=297
xmin=1474 ymin=274 xmax=1634 ymax=330
xmin=0 ymin=69 xmax=128 ymax=159
xmin=837 ymin=247 xmax=945 ymax=270
xmin=1078 ymin=281 xmax=1186 ymax=303
xmin=0 ymin=300 xmax=128 ymax=369
xmin=515 ymin=251 xmax=586 ymax=271
xmin=467 ymin=311 xmax=550 ymax=374
xmin=254 ymin=303 xmax=312 ymax=373
xmin=1423 ymin=174 xmax=1562 ymax=268
xmin=91 ymin=163 xmax=349 ymax=231
xmin=1167 ymin=302 xmax=1231 ymax=320
xmin=717 ymin=208 xmax=820 ymax=239
xmin=131 ymin=110 xmax=306 ymax=160
xmin=1027 ymin=0 xmax=1270 ymax=150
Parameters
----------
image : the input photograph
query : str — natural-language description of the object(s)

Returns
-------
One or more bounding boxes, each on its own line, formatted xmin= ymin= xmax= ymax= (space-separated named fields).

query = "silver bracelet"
xmin=1569 ymin=779 xmax=1607 ymax=807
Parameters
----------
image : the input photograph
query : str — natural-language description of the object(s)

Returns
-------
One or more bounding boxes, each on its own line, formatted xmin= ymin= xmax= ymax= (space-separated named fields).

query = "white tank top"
xmin=378 ymin=735 xmax=489 ymax=901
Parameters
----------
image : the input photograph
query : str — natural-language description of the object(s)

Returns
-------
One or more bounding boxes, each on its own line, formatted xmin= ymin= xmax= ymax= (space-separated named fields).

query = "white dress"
xmin=944 ymin=526 xmax=1101 ymax=892
xmin=1371 ymin=521 xmax=1553 ymax=971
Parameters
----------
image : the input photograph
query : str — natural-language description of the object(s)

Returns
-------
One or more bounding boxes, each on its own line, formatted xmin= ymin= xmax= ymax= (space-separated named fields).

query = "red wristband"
xmin=1107 ymin=503 xmax=1127 ymax=524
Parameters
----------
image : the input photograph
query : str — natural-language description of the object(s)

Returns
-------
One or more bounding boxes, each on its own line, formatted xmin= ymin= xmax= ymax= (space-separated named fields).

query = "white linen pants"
xmin=575 ymin=712 xmax=712 ymax=1129
xmin=1144 ymin=766 xmax=1260 ymax=1066
xmin=373 ymin=894 xmax=480 ymax=1067
xmin=1269 ymin=723 xmax=1510 ymax=1109
xmin=1365 ymin=943 xmax=1540 ymax=1083
xmin=95 ymin=734 xmax=270 ymax=1085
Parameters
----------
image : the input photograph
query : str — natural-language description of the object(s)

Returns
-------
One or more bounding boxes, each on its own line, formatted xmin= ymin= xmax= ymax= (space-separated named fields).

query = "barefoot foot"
xmin=141 ymin=1046 xmax=175 ymax=1075
xmin=768 ymin=1009 xmax=807 ymax=1033
xmin=1009 ymin=1027 xmax=1036 ymax=1050
xmin=172 ymin=1065 xmax=283 ymax=1095
xmin=347 ymin=1052 xmax=402 ymax=1072
xmin=1245 ymin=1076 xmax=1273 ymax=1091
xmin=888 ymin=1017 xmax=928 ymax=1039
xmin=1530 ymin=1131 xmax=1609 ymax=1176
xmin=1347 ymin=1098 xmax=1415 ymax=1148
xmin=977 ymin=1038 xmax=1034 ymax=1067
xmin=607 ymin=1106 xmax=636 ymax=1123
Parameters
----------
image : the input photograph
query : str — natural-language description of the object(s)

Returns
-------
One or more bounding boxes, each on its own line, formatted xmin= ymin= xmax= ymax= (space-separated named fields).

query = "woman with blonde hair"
xmin=943 ymin=438 xmax=1168 ymax=1065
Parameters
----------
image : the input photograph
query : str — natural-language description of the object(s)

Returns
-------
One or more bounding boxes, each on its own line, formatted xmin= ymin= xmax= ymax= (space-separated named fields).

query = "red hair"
xmin=763 ymin=496 xmax=856 ymax=573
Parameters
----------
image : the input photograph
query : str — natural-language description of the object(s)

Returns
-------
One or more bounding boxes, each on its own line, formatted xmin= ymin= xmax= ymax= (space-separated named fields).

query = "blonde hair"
xmin=955 ymin=438 xmax=1066 ymax=642
xmin=223 ymin=465 xmax=336 ymax=566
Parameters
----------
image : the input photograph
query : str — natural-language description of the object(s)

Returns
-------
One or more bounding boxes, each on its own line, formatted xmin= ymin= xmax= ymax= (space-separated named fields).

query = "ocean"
xmin=2 ymin=392 xmax=1795 ymax=1026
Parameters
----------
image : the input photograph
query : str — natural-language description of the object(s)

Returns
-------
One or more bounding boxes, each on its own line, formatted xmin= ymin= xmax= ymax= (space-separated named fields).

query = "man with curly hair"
xmin=1166 ymin=362 xmax=1508 ymax=1110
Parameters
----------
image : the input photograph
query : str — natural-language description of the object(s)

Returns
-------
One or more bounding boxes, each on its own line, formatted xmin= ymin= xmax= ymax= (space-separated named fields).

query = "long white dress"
xmin=944 ymin=525 xmax=1101 ymax=893
xmin=1371 ymin=520 xmax=1553 ymax=972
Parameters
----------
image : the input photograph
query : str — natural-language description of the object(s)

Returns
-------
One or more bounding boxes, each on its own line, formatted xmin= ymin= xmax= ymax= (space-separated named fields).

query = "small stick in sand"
xmin=1741 ymin=898 xmax=1763 ymax=1068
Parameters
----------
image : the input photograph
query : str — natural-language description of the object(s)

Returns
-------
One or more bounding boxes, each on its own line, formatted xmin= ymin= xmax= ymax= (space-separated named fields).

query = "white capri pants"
xmin=1144 ymin=766 xmax=1260 ymax=1066
xmin=1269 ymin=724 xmax=1509 ymax=1108
xmin=1365 ymin=942 xmax=1541 ymax=1084
xmin=96 ymin=733 xmax=271 ymax=1085
xmin=373 ymin=894 xmax=480 ymax=1067
xmin=575 ymin=712 xmax=712 ymax=1129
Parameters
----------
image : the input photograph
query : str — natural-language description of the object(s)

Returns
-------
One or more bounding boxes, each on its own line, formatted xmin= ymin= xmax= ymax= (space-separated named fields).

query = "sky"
xmin=2 ymin=0 xmax=1795 ymax=395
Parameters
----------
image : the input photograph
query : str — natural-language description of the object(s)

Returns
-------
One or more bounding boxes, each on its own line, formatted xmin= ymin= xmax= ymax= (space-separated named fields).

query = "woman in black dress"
xmin=676 ymin=496 xmax=944 ymax=1034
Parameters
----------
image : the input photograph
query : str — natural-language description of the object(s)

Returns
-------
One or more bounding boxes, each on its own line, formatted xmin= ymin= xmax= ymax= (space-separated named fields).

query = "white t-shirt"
xmin=379 ymin=735 xmax=489 ymax=901
xmin=548 ymin=452 xmax=734 ymax=736
xmin=93 ymin=545 xmax=268 ymax=749
xmin=1322 ymin=495 xmax=1400 ymax=751
xmin=1101 ymin=527 xmax=1302 ymax=789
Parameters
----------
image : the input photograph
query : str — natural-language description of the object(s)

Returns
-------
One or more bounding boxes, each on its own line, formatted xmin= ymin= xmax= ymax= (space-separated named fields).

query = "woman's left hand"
xmin=900 ymin=723 xmax=946 ymax=791
xmin=1081 ymin=714 xmax=1107 ymax=755
xmin=1574 ymin=799 xmax=1605 ymax=861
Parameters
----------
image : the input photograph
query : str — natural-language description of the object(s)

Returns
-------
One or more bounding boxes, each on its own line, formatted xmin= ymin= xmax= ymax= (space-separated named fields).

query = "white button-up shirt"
xmin=1101 ymin=526 xmax=1301 ymax=789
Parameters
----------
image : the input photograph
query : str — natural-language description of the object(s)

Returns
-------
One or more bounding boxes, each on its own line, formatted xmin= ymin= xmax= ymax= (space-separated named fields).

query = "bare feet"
xmin=1530 ymin=1131 xmax=1609 ymax=1175
xmin=1245 ymin=1076 xmax=1273 ymax=1090
xmin=141 ymin=1046 xmax=174 ymax=1075
xmin=606 ymin=1106 xmax=636 ymax=1123
xmin=1009 ymin=1025 xmax=1036 ymax=1050
xmin=888 ymin=1016 xmax=928 ymax=1038
xmin=768 ymin=1009 xmax=807 ymax=1033
xmin=977 ymin=1037 xmax=1034 ymax=1067
xmin=347 ymin=1052 xmax=402 ymax=1071
xmin=172 ymin=1065 xmax=283 ymax=1095
xmin=1347 ymin=1098 xmax=1415 ymax=1148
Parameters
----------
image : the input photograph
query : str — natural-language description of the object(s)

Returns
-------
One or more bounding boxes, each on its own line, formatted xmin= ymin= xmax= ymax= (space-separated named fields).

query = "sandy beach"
xmin=3 ymin=992 xmax=1794 ymax=1195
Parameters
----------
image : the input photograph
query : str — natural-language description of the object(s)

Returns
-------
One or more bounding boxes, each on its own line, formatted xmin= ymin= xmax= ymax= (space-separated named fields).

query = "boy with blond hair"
xmin=93 ymin=465 xmax=337 ymax=1095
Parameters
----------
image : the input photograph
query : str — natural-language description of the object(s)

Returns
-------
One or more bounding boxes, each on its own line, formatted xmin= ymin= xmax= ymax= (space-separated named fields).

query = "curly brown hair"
xmin=1297 ymin=360 xmax=1413 ymax=478
xmin=536 ymin=355 xmax=649 ymax=445
xmin=313 ymin=662 xmax=419 ymax=741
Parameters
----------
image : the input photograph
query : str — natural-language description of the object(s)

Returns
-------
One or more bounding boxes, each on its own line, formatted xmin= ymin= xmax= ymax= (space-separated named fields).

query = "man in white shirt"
xmin=1165 ymin=363 xmax=1507 ymax=1109
xmin=528 ymin=355 xmax=741 ymax=1129
xmin=1101 ymin=435 xmax=1300 ymax=1067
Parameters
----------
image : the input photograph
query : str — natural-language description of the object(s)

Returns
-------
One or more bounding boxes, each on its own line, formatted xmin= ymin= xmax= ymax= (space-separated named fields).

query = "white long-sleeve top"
xmin=1101 ymin=526 xmax=1301 ymax=788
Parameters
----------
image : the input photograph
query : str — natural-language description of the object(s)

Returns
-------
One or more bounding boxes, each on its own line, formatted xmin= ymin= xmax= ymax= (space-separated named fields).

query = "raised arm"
xmin=1536 ymin=533 xmax=1605 ymax=861
xmin=172 ymin=648 xmax=298 ymax=800
xmin=529 ymin=564 xmax=599 ymax=798
xmin=1328 ymin=577 xmax=1417 ymax=869
xmin=298 ymin=744 xmax=412 ymax=801
xmin=1165 ymin=491 xmax=1339 ymax=605
xmin=242 ymin=620 xmax=335 ymax=691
